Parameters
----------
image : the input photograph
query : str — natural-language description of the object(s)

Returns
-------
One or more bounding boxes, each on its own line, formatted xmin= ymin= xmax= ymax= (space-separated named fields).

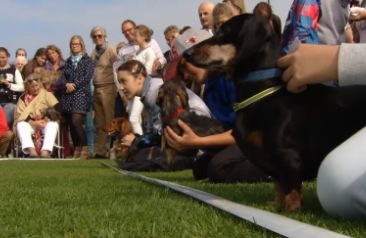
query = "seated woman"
xmin=14 ymin=74 xmax=61 ymax=158
xmin=116 ymin=60 xmax=212 ymax=171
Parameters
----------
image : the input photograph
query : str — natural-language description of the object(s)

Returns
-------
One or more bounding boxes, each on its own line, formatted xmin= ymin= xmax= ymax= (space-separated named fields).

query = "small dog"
xmin=104 ymin=116 xmax=134 ymax=161
xmin=156 ymin=79 xmax=224 ymax=165
xmin=41 ymin=107 xmax=61 ymax=122
xmin=183 ymin=14 xmax=366 ymax=211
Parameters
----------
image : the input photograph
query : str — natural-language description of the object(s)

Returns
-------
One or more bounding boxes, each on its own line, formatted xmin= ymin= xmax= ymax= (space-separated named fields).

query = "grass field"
xmin=0 ymin=160 xmax=365 ymax=238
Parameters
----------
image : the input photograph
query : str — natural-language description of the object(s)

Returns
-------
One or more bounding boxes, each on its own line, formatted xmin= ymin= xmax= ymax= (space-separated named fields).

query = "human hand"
xmin=153 ymin=60 xmax=162 ymax=70
xmin=121 ymin=133 xmax=136 ymax=147
xmin=0 ymin=79 xmax=9 ymax=86
xmin=35 ymin=120 xmax=46 ymax=129
xmin=277 ymin=44 xmax=339 ymax=93
xmin=164 ymin=120 xmax=199 ymax=152
xmin=65 ymin=83 xmax=76 ymax=93
xmin=349 ymin=7 xmax=366 ymax=20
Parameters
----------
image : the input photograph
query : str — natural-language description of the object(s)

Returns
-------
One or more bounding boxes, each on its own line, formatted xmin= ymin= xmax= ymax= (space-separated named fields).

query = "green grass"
xmin=0 ymin=160 xmax=365 ymax=238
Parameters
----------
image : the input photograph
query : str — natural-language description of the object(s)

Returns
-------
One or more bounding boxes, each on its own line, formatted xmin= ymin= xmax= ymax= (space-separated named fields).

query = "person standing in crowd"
xmin=198 ymin=1 xmax=215 ymax=34
xmin=117 ymin=19 xmax=166 ymax=72
xmin=15 ymin=48 xmax=27 ymax=59
xmin=15 ymin=56 xmax=27 ymax=73
xmin=222 ymin=0 xmax=246 ymax=16
xmin=44 ymin=45 xmax=65 ymax=97
xmin=0 ymin=105 xmax=14 ymax=157
xmin=90 ymin=26 xmax=117 ymax=158
xmin=163 ymin=25 xmax=180 ymax=63
xmin=212 ymin=2 xmax=233 ymax=32
xmin=61 ymin=35 xmax=95 ymax=159
xmin=22 ymin=47 xmax=47 ymax=79
xmin=0 ymin=47 xmax=24 ymax=128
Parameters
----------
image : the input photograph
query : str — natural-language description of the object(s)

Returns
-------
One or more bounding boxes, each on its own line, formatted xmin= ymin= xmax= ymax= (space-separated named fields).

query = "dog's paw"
xmin=284 ymin=190 xmax=302 ymax=212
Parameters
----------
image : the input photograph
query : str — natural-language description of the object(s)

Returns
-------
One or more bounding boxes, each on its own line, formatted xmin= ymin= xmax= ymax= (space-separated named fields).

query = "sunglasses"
xmin=93 ymin=34 xmax=104 ymax=39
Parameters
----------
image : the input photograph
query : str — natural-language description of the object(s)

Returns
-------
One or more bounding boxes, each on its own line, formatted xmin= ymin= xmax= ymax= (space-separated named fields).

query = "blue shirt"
xmin=203 ymin=72 xmax=236 ymax=130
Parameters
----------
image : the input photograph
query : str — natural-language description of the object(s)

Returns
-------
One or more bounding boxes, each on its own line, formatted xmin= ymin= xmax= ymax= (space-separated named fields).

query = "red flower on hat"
xmin=186 ymin=36 xmax=196 ymax=44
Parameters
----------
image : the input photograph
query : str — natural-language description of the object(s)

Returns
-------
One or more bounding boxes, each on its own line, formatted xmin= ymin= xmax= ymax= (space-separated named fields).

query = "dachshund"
xmin=104 ymin=115 xmax=134 ymax=161
xmin=156 ymin=79 xmax=224 ymax=165
xmin=183 ymin=14 xmax=366 ymax=211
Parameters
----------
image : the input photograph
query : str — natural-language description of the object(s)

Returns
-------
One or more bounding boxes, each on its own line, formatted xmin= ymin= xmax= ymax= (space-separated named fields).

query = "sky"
xmin=1 ymin=0 xmax=293 ymax=61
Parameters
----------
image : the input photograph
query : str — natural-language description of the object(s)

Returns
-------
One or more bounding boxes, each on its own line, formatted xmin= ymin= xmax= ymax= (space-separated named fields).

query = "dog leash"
xmin=233 ymin=85 xmax=283 ymax=112
xmin=102 ymin=163 xmax=350 ymax=238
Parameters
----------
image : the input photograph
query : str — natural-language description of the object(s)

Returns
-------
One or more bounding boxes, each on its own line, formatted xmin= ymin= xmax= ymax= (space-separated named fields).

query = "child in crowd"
xmin=126 ymin=24 xmax=157 ymax=136
xmin=116 ymin=60 xmax=212 ymax=171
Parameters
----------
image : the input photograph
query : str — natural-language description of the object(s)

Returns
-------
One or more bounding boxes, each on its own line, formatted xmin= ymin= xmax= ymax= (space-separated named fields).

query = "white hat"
xmin=173 ymin=28 xmax=212 ymax=55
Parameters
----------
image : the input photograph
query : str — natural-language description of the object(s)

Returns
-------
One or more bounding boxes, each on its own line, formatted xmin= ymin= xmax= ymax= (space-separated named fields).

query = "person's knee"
xmin=3 ymin=130 xmax=15 ymax=142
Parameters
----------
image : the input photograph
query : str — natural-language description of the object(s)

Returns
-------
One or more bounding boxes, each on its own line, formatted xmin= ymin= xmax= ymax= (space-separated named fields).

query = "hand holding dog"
xmin=164 ymin=120 xmax=200 ymax=152
xmin=277 ymin=44 xmax=339 ymax=93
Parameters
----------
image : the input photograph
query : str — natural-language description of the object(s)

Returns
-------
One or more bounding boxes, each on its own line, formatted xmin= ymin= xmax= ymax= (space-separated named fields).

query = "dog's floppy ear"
xmin=156 ymin=86 xmax=165 ymax=108
xmin=175 ymin=81 xmax=189 ymax=109
xmin=232 ymin=14 xmax=274 ymax=72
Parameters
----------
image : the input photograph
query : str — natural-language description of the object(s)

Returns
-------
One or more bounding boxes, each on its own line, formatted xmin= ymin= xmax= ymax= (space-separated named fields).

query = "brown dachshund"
xmin=104 ymin=115 xmax=134 ymax=161
xmin=156 ymin=79 xmax=224 ymax=165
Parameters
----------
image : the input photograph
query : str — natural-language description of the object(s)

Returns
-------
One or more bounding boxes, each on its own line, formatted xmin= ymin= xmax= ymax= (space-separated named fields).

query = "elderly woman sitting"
xmin=14 ymin=74 xmax=61 ymax=158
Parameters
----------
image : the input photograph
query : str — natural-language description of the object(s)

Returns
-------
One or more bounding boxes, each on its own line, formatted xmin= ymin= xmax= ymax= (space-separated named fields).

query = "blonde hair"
xmin=69 ymin=35 xmax=87 ymax=55
xmin=223 ymin=0 xmax=246 ymax=14
xmin=133 ymin=24 xmax=153 ymax=42
xmin=164 ymin=25 xmax=180 ymax=36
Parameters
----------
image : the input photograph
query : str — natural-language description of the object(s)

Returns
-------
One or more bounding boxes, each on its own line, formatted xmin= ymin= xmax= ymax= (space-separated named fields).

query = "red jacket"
xmin=0 ymin=107 xmax=9 ymax=139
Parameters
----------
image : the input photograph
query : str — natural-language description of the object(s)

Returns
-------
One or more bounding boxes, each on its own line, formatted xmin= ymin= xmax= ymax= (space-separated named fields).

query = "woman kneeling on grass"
xmin=14 ymin=74 xmax=61 ymax=158
xmin=116 ymin=60 xmax=212 ymax=171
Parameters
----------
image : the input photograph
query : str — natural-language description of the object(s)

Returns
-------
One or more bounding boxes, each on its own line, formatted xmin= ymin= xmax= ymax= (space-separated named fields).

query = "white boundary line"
xmin=0 ymin=158 xmax=75 ymax=161
xmin=104 ymin=163 xmax=350 ymax=238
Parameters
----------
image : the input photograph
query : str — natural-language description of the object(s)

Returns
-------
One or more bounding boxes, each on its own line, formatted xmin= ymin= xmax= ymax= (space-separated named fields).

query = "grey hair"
xmin=90 ymin=26 xmax=108 ymax=42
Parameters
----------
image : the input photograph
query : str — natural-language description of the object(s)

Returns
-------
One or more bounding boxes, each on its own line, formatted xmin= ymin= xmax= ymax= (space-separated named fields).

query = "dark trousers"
xmin=193 ymin=144 xmax=270 ymax=183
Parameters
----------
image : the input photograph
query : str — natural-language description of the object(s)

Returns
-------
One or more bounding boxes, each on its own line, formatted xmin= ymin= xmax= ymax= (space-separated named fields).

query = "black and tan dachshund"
xmin=156 ymin=79 xmax=224 ymax=165
xmin=183 ymin=14 xmax=366 ymax=211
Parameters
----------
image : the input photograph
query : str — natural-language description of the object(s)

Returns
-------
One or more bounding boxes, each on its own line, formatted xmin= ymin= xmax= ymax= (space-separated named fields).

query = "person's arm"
xmin=9 ymin=69 xmax=24 ymax=92
xmin=277 ymin=44 xmax=339 ymax=93
xmin=164 ymin=119 xmax=235 ymax=152
xmin=149 ymin=39 xmax=167 ymax=69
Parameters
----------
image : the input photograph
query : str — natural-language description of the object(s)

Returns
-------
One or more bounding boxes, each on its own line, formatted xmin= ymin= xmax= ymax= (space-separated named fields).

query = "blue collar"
xmin=239 ymin=68 xmax=283 ymax=83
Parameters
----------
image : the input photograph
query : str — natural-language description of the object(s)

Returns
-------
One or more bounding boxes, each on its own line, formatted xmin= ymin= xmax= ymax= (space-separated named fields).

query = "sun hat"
xmin=173 ymin=28 xmax=212 ymax=55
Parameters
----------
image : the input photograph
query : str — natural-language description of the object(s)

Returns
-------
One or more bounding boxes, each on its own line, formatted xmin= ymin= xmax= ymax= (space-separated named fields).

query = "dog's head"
xmin=104 ymin=117 xmax=125 ymax=137
xmin=156 ymin=79 xmax=189 ymax=122
xmin=183 ymin=14 xmax=280 ymax=78
xmin=41 ymin=107 xmax=61 ymax=122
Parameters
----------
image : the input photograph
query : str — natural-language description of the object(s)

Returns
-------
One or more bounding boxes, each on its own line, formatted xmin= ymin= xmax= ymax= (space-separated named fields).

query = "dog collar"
xmin=239 ymin=68 xmax=283 ymax=83
xmin=233 ymin=85 xmax=283 ymax=112
xmin=162 ymin=107 xmax=184 ymax=122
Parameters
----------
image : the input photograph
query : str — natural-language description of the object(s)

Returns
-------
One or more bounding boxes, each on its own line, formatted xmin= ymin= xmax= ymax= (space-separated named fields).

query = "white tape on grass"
xmin=106 ymin=164 xmax=350 ymax=238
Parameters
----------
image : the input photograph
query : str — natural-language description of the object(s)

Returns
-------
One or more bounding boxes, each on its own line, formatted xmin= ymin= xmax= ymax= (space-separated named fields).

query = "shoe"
xmin=80 ymin=146 xmax=91 ymax=160
xmin=28 ymin=148 xmax=38 ymax=158
xmin=73 ymin=146 xmax=82 ymax=159
xmin=93 ymin=153 xmax=108 ymax=159
xmin=40 ymin=150 xmax=51 ymax=158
